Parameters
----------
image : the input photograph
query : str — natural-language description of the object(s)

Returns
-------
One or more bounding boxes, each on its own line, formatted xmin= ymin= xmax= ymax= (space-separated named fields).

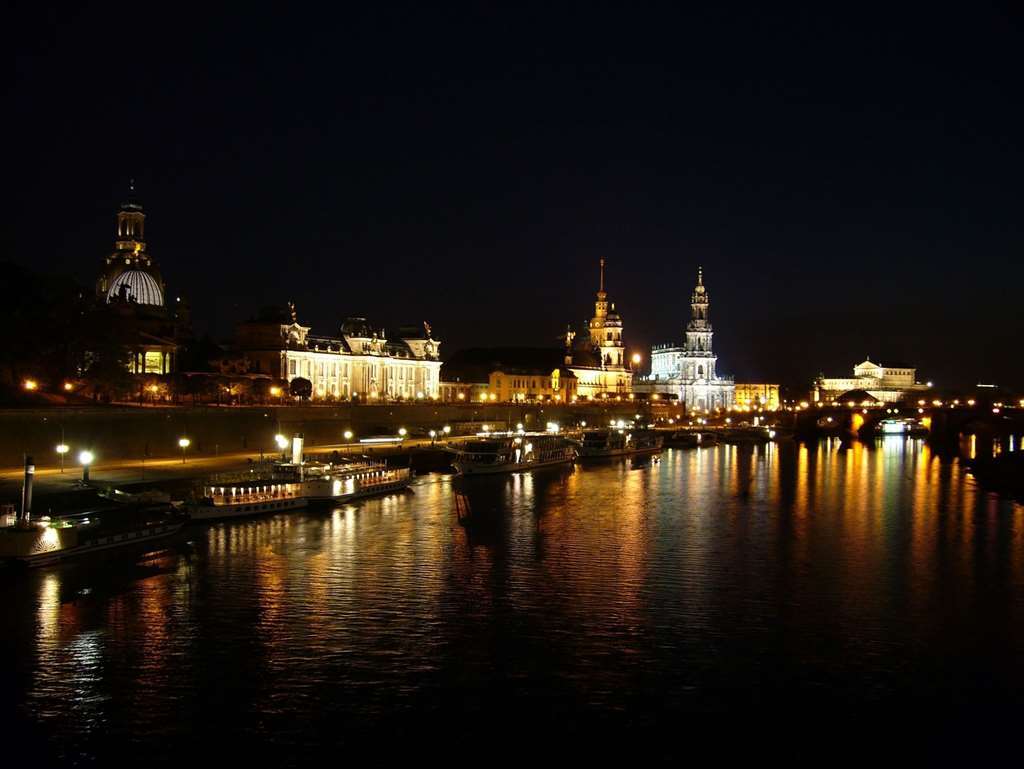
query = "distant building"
xmin=438 ymin=379 xmax=486 ymax=403
xmin=565 ymin=259 xmax=633 ymax=398
xmin=489 ymin=366 xmax=577 ymax=403
xmin=441 ymin=348 xmax=577 ymax=403
xmin=814 ymin=359 xmax=928 ymax=404
xmin=94 ymin=184 xmax=189 ymax=374
xmin=635 ymin=267 xmax=734 ymax=411
xmin=227 ymin=305 xmax=441 ymax=400
xmin=734 ymin=383 xmax=780 ymax=410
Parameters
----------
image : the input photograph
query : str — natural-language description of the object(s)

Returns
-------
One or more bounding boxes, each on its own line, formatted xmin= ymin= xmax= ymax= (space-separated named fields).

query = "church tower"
xmin=588 ymin=258 xmax=624 ymax=368
xmin=682 ymin=266 xmax=716 ymax=380
xmin=97 ymin=181 xmax=166 ymax=307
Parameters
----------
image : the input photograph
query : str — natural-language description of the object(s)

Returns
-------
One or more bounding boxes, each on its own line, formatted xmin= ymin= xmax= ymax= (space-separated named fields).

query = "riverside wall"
xmin=0 ymin=402 xmax=679 ymax=467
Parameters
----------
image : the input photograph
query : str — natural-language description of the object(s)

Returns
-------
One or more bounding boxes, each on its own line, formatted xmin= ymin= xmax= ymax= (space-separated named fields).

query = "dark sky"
xmin=12 ymin=3 xmax=1023 ymax=389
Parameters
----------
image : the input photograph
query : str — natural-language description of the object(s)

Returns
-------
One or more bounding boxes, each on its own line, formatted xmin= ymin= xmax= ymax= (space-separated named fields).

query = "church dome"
xmin=107 ymin=269 xmax=164 ymax=306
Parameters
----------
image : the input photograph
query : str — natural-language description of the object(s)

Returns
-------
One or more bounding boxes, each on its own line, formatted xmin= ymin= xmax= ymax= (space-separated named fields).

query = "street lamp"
xmin=275 ymin=433 xmax=288 ymax=459
xmin=79 ymin=450 xmax=94 ymax=483
xmin=442 ymin=425 xmax=451 ymax=435
xmin=632 ymin=353 xmax=642 ymax=366
xmin=178 ymin=437 xmax=191 ymax=463
xmin=23 ymin=379 xmax=38 ymax=392
xmin=429 ymin=429 xmax=436 ymax=444
xmin=398 ymin=427 xmax=408 ymax=438
xmin=56 ymin=443 xmax=69 ymax=473
xmin=343 ymin=430 xmax=354 ymax=442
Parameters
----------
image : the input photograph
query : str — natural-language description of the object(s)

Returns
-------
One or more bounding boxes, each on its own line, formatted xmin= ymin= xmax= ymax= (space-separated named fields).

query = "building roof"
xmin=492 ymin=365 xmax=577 ymax=379
xmin=107 ymin=269 xmax=163 ymax=306
xmin=443 ymin=347 xmax=569 ymax=382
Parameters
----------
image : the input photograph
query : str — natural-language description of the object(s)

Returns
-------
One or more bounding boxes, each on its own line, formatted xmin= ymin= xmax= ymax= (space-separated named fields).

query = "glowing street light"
xmin=56 ymin=443 xmax=69 ymax=473
xmin=343 ymin=430 xmax=354 ymax=442
xmin=178 ymin=437 xmax=191 ymax=463
xmin=79 ymin=450 xmax=94 ymax=483
xmin=398 ymin=427 xmax=407 ymax=437
xmin=631 ymin=353 xmax=642 ymax=366
xmin=442 ymin=425 xmax=451 ymax=435
xmin=63 ymin=382 xmax=74 ymax=392
xmin=23 ymin=379 xmax=38 ymax=392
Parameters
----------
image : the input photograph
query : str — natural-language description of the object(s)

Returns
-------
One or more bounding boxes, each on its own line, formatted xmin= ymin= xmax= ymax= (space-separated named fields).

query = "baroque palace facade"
xmin=227 ymin=305 xmax=442 ymax=400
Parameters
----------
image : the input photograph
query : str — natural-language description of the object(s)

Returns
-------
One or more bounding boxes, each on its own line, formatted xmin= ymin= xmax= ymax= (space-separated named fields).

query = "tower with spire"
xmin=587 ymin=258 xmax=625 ymax=369
xmin=682 ymin=265 xmax=715 ymax=378
xmin=566 ymin=258 xmax=632 ymax=398
xmin=640 ymin=266 xmax=734 ymax=411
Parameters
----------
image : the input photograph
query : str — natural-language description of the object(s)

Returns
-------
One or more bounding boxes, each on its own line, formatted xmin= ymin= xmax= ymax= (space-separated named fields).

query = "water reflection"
xmin=8 ymin=441 xmax=1024 ymax=762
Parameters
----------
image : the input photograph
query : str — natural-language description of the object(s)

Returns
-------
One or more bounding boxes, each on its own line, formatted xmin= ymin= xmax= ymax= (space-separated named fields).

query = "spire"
xmin=121 ymin=178 xmax=143 ymax=212
xmin=599 ymin=258 xmax=605 ymax=293
xmin=697 ymin=265 xmax=703 ymax=286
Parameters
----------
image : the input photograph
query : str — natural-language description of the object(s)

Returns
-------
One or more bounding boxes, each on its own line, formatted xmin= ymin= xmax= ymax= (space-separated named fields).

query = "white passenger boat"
xmin=188 ymin=479 xmax=309 ymax=521
xmin=577 ymin=428 xmax=664 ymax=458
xmin=188 ymin=458 xmax=413 ymax=521
xmin=451 ymin=433 xmax=576 ymax=476
xmin=299 ymin=461 xmax=413 ymax=502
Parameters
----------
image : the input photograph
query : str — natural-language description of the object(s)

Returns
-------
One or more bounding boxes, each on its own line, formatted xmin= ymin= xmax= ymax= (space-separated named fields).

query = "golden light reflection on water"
xmin=13 ymin=442 xmax=1024 ymax=750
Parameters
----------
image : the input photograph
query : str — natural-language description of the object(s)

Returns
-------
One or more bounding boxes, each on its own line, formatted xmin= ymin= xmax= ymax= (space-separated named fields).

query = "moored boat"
xmin=0 ymin=504 xmax=186 ymax=568
xmin=187 ymin=478 xmax=308 ymax=521
xmin=577 ymin=428 xmax=664 ymax=458
xmin=299 ymin=460 xmax=413 ymax=502
xmin=451 ymin=433 xmax=576 ymax=476
xmin=663 ymin=430 xmax=717 ymax=448
xmin=187 ymin=458 xmax=413 ymax=521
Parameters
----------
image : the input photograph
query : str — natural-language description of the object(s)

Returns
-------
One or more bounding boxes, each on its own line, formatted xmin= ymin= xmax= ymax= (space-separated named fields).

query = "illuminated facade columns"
xmin=236 ymin=313 xmax=441 ymax=400
xmin=280 ymin=350 xmax=440 ymax=400
xmin=129 ymin=348 xmax=175 ymax=375
xmin=734 ymin=383 xmax=780 ymax=410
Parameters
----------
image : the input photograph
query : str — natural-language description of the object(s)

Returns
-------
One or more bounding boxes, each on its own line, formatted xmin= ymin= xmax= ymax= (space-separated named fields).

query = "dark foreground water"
xmin=4 ymin=438 xmax=1023 ymax=763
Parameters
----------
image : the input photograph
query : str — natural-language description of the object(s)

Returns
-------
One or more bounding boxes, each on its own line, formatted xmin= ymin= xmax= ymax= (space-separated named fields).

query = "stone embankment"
xmin=0 ymin=402 xmax=677 ymax=468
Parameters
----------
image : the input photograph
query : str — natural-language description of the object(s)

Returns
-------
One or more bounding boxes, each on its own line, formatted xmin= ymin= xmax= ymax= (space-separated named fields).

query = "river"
xmin=4 ymin=437 xmax=1022 ymax=763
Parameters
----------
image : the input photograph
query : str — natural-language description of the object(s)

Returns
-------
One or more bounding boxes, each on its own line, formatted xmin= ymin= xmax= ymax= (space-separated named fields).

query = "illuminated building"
xmin=227 ymin=304 xmax=441 ymax=400
xmin=814 ymin=359 xmax=929 ymax=404
xmin=565 ymin=259 xmax=633 ymax=398
xmin=94 ymin=184 xmax=188 ymax=374
xmin=438 ymin=379 xmax=486 ymax=403
xmin=636 ymin=267 xmax=734 ymax=411
xmin=734 ymin=383 xmax=780 ymax=410
xmin=441 ymin=348 xmax=576 ymax=403
xmin=488 ymin=366 xmax=577 ymax=403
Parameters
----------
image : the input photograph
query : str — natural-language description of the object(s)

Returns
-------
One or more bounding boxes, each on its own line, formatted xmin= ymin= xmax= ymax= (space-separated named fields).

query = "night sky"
xmin=12 ymin=4 xmax=1023 ymax=389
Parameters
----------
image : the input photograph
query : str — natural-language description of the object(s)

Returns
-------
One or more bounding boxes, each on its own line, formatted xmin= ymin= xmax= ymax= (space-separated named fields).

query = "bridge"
xmin=784 ymin=400 xmax=1024 ymax=447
